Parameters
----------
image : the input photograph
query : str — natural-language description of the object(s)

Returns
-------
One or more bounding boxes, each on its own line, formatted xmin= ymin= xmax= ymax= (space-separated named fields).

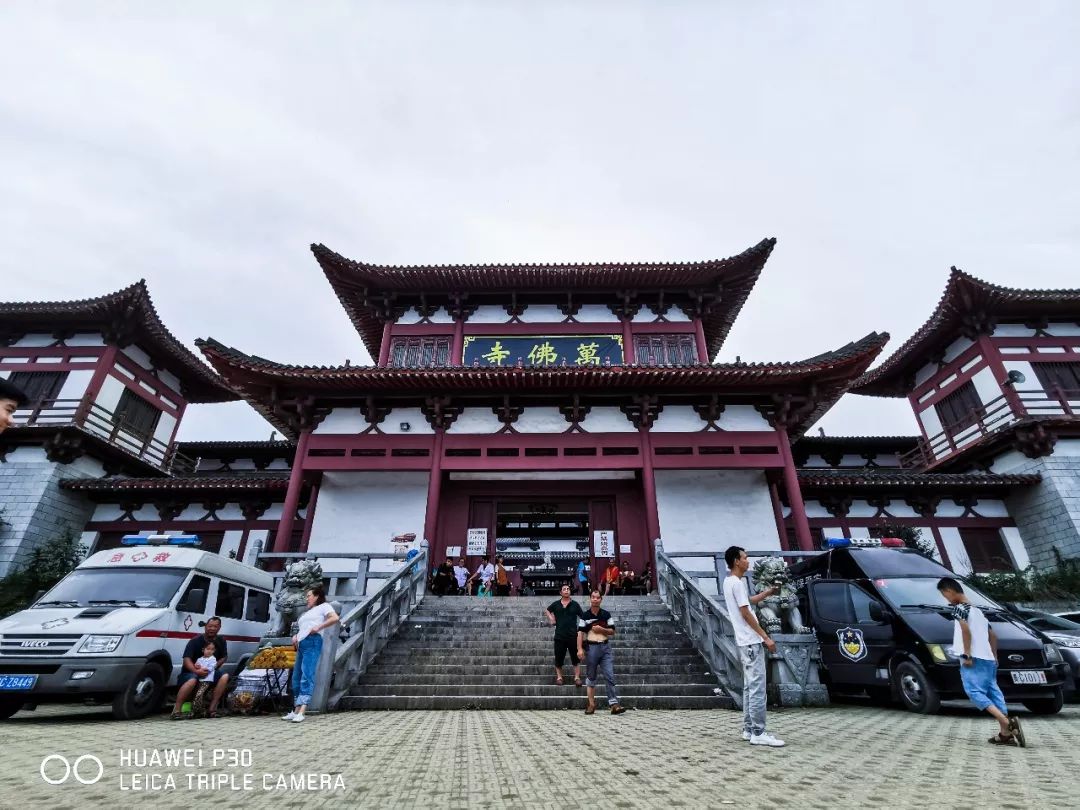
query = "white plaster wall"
xmin=804 ymin=502 xmax=833 ymax=519
xmin=664 ymin=309 xmax=691 ymax=323
xmin=973 ymin=499 xmax=1009 ymax=518
xmin=918 ymin=406 xmax=943 ymax=441
xmin=914 ymin=363 xmax=938 ymax=387
xmin=1048 ymin=323 xmax=1080 ymax=336
xmin=397 ymin=307 xmax=423 ymax=325
xmin=515 ymin=407 xmax=569 ymax=433
xmin=994 ymin=324 xmax=1036 ymax=338
xmin=820 ymin=527 xmax=844 ymax=542
xmin=934 ymin=501 xmax=967 ymax=518
xmin=716 ymin=405 xmax=771 ymax=431
xmin=95 ymin=375 xmax=126 ymax=413
xmin=580 ymin=406 xmax=637 ymax=433
xmin=517 ymin=305 xmax=565 ymax=323
xmin=990 ymin=450 xmax=1030 ymax=473
xmin=154 ymin=412 xmax=177 ymax=446
xmin=847 ymin=501 xmax=881 ymax=518
xmin=383 ymin=408 xmax=435 ymax=434
xmin=429 ymin=308 xmax=454 ymax=324
xmin=943 ymin=337 xmax=975 ymax=364
xmin=1054 ymin=439 xmax=1080 ymax=456
xmin=881 ymin=502 xmax=919 ymax=518
xmin=910 ymin=527 xmax=943 ymax=562
xmin=219 ymin=530 xmax=244 ymax=559
xmin=656 ymin=469 xmax=779 ymax=554
xmin=157 ymin=369 xmax=182 ymax=394
xmin=651 ymin=405 xmax=705 ymax=433
xmin=1000 ymin=527 xmax=1031 ymax=569
xmin=306 ymin=471 xmax=430 ymax=569
xmin=80 ymin=531 xmax=101 ymax=554
xmin=470 ymin=305 xmax=509 ymax=324
xmin=576 ymin=305 xmax=619 ymax=323
xmin=121 ymin=345 xmax=155 ymax=370
xmin=939 ymin=527 xmax=973 ymax=575
xmin=10 ymin=334 xmax=56 ymax=348
xmin=802 ymin=455 xmax=829 ymax=468
xmin=971 ymin=366 xmax=1002 ymax=407
xmin=315 ymin=407 xmax=367 ymax=434
xmin=446 ymin=408 xmax=503 ymax=434
xmin=57 ymin=369 xmax=94 ymax=401
xmin=631 ymin=306 xmax=656 ymax=323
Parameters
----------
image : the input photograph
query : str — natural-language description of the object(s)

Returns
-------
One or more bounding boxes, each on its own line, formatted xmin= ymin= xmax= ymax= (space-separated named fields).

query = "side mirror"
xmin=868 ymin=600 xmax=887 ymax=623
xmin=178 ymin=588 xmax=207 ymax=613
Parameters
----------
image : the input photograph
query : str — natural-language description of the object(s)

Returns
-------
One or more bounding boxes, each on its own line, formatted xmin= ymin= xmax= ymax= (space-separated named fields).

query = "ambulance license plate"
xmin=0 ymin=675 xmax=37 ymax=690
xmin=1010 ymin=670 xmax=1047 ymax=685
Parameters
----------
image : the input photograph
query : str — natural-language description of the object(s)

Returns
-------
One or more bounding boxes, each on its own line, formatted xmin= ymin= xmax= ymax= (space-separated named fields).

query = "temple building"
xmin=2 ymin=242 xmax=1078 ymax=587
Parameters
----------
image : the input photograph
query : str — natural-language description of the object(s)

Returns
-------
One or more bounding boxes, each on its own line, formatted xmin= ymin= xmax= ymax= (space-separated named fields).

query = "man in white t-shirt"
xmin=467 ymin=555 xmax=495 ymax=596
xmin=723 ymin=546 xmax=784 ymax=747
xmin=938 ymin=577 xmax=1025 ymax=747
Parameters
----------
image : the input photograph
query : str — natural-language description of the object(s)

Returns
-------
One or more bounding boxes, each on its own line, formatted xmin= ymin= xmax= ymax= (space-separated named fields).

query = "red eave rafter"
xmin=853 ymin=267 xmax=1080 ymax=398
xmin=313 ymin=238 xmax=777 ymax=361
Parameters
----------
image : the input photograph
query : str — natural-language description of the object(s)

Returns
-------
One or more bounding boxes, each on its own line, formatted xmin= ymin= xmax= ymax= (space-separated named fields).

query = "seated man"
xmin=171 ymin=616 xmax=230 ymax=719
xmin=619 ymin=560 xmax=639 ymax=595
xmin=602 ymin=560 xmax=621 ymax=596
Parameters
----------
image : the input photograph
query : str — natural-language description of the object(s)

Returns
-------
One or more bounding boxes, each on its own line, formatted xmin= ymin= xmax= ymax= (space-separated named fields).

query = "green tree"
xmin=870 ymin=523 xmax=937 ymax=559
xmin=0 ymin=530 xmax=86 ymax=618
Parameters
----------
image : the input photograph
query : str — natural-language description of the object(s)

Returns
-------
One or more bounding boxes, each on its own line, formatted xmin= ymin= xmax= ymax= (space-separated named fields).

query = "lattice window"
xmin=959 ymin=528 xmax=1013 ymax=573
xmin=113 ymin=388 xmax=161 ymax=438
xmin=933 ymin=381 xmax=985 ymax=436
xmin=1032 ymin=361 xmax=1080 ymax=394
xmin=389 ymin=336 xmax=452 ymax=368
xmin=5 ymin=370 xmax=67 ymax=405
xmin=632 ymin=334 xmax=697 ymax=366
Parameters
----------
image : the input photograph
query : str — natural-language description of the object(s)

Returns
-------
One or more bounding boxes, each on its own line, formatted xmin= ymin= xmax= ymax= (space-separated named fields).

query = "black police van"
xmin=787 ymin=543 xmax=1068 ymax=715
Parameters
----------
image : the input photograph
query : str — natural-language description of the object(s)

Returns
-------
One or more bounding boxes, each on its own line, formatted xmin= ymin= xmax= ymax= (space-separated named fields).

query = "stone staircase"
xmin=339 ymin=594 xmax=731 ymax=710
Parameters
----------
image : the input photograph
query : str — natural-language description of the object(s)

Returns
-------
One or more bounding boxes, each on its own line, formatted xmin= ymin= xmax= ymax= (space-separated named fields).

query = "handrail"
xmin=14 ymin=396 xmax=195 ymax=474
xmin=900 ymin=386 xmax=1080 ymax=469
xmin=654 ymin=539 xmax=745 ymax=705
xmin=309 ymin=542 xmax=428 ymax=712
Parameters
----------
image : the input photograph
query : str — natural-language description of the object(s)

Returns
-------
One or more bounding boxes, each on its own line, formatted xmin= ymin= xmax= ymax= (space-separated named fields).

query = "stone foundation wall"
xmin=1002 ymin=455 xmax=1080 ymax=569
xmin=0 ymin=447 xmax=100 ymax=577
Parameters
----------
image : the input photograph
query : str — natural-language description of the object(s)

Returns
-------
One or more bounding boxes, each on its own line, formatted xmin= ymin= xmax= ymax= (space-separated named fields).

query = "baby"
xmin=195 ymin=642 xmax=217 ymax=683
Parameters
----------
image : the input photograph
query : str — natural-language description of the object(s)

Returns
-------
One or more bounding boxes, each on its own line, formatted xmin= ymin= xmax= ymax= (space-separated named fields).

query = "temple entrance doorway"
xmin=435 ymin=476 xmax=648 ymax=595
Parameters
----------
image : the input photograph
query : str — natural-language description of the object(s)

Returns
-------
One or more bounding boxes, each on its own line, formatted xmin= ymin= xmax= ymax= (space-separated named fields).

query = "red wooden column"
xmin=424 ymin=429 xmax=446 ymax=545
xmin=639 ymin=426 xmax=661 ymax=542
xmin=451 ymin=318 xmax=465 ymax=366
xmin=272 ymin=429 xmax=311 ymax=552
xmin=776 ymin=426 xmax=814 ymax=551
xmin=694 ymin=319 xmax=709 ymax=363
xmin=622 ymin=319 xmax=635 ymax=364
xmin=299 ymin=472 xmax=323 ymax=553
xmin=767 ymin=476 xmax=788 ymax=550
xmin=77 ymin=345 xmax=118 ymax=423
xmin=378 ymin=321 xmax=393 ymax=366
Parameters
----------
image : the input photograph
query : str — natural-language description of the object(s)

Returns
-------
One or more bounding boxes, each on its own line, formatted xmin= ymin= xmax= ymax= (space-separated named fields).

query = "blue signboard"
xmin=462 ymin=335 xmax=624 ymax=367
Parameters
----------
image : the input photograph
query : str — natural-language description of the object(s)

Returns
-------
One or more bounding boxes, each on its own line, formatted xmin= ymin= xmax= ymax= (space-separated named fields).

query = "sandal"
xmin=988 ymin=733 xmax=1017 ymax=746
xmin=555 ymin=676 xmax=564 ymax=686
xmin=574 ymin=677 xmax=582 ymax=687
xmin=1008 ymin=716 xmax=1026 ymax=748
xmin=170 ymin=711 xmax=187 ymax=721
xmin=207 ymin=709 xmax=219 ymax=718
xmin=585 ymin=700 xmax=596 ymax=715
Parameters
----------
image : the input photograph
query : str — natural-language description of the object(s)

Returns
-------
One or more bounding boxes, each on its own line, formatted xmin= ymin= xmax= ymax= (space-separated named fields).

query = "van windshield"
xmin=875 ymin=577 xmax=1002 ymax=612
xmin=34 ymin=567 xmax=188 ymax=609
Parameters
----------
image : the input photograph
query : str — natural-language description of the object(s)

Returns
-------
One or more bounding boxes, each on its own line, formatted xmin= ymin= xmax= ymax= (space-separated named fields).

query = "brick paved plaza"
xmin=0 ymin=703 xmax=1076 ymax=809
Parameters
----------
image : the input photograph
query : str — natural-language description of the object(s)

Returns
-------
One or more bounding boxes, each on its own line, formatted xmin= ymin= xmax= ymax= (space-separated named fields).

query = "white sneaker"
xmin=750 ymin=732 xmax=785 ymax=747
xmin=281 ymin=712 xmax=296 ymax=721
xmin=290 ymin=713 xmax=305 ymax=723
xmin=741 ymin=730 xmax=752 ymax=741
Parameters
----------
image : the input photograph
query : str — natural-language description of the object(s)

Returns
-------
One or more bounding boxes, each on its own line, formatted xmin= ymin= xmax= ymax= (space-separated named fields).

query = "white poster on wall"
xmin=593 ymin=530 xmax=615 ymax=558
xmin=619 ymin=544 xmax=631 ymax=555
xmin=466 ymin=528 xmax=488 ymax=556
xmin=446 ymin=546 xmax=462 ymax=558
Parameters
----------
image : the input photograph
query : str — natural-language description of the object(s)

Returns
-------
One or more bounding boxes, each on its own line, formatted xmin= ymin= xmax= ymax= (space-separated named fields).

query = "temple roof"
xmin=795 ymin=469 xmax=1041 ymax=489
xmin=853 ymin=267 xmax=1080 ymax=397
xmin=59 ymin=474 xmax=291 ymax=494
xmin=196 ymin=331 xmax=888 ymax=437
xmin=314 ymin=238 xmax=777 ymax=361
xmin=0 ymin=281 xmax=237 ymax=403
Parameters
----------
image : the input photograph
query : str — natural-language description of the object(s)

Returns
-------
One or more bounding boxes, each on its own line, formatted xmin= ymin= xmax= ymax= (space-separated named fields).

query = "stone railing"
xmin=655 ymin=540 xmax=827 ymax=707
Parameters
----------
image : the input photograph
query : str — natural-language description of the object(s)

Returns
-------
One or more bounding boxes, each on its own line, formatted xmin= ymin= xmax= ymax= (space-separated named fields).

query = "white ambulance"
xmin=0 ymin=535 xmax=275 ymax=720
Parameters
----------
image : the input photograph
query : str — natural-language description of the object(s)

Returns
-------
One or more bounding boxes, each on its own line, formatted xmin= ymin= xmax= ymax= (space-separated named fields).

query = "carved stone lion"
xmin=750 ymin=557 xmax=810 ymax=635
xmin=275 ymin=559 xmax=324 ymax=634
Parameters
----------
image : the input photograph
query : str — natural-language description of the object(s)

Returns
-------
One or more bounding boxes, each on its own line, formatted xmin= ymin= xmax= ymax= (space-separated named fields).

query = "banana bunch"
xmin=249 ymin=646 xmax=297 ymax=669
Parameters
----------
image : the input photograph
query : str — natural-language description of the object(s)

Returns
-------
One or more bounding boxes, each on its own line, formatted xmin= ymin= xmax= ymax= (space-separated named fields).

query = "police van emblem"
xmin=837 ymin=627 xmax=867 ymax=662
xmin=42 ymin=617 xmax=70 ymax=629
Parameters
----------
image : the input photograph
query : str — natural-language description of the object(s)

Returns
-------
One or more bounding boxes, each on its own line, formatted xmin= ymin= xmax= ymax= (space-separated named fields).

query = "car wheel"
xmin=1023 ymin=689 xmax=1064 ymax=715
xmin=112 ymin=663 xmax=165 ymax=720
xmin=0 ymin=697 xmax=24 ymax=720
xmin=894 ymin=661 xmax=941 ymax=714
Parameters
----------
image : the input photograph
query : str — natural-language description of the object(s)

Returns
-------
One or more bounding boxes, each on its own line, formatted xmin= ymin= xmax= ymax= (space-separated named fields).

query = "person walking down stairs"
xmin=577 ymin=590 xmax=626 ymax=715
xmin=545 ymin=584 xmax=584 ymax=687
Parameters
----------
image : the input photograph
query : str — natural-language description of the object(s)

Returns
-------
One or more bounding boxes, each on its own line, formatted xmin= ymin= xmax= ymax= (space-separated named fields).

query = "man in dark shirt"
xmin=545 ymin=584 xmax=584 ymax=686
xmin=0 ymin=377 xmax=27 ymax=435
xmin=170 ymin=616 xmax=230 ymax=719
xmin=577 ymin=590 xmax=625 ymax=715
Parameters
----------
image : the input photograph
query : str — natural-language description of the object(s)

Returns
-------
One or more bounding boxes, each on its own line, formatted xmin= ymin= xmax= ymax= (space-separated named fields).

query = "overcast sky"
xmin=2 ymin=2 xmax=1077 ymax=441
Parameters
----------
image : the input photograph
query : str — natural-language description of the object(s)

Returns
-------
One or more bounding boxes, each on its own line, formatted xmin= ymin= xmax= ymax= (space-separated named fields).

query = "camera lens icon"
xmin=40 ymin=754 xmax=104 ymax=785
